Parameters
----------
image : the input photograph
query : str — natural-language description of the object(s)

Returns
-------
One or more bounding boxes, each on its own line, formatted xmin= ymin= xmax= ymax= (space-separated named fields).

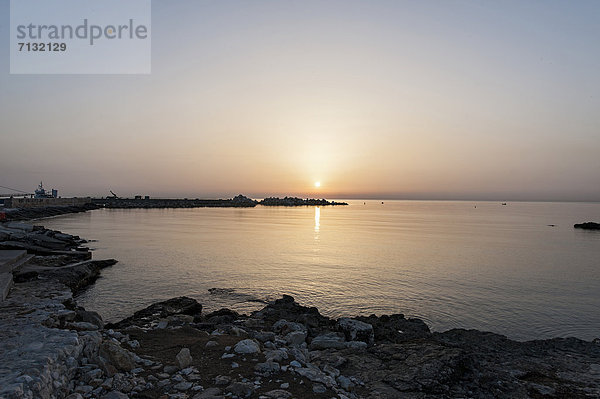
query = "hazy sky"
xmin=1 ymin=0 xmax=599 ymax=200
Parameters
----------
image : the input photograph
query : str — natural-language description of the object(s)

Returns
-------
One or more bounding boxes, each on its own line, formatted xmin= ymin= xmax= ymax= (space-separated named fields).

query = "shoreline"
xmin=1 ymin=222 xmax=600 ymax=398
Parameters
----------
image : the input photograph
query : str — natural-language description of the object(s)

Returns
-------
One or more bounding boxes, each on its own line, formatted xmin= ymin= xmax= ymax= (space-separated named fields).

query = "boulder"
xmin=99 ymin=341 xmax=136 ymax=372
xmin=337 ymin=318 xmax=374 ymax=345
xmin=310 ymin=333 xmax=346 ymax=350
xmin=176 ymin=348 xmax=193 ymax=369
xmin=234 ymin=339 xmax=260 ymax=354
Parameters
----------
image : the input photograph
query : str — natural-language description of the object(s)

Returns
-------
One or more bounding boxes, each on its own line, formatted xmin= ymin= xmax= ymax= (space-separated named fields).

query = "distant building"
xmin=34 ymin=181 xmax=57 ymax=199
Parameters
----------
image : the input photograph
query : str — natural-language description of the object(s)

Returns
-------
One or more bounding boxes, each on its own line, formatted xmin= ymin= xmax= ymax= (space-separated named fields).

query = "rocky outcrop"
xmin=105 ymin=296 xmax=203 ymax=330
xmin=574 ymin=221 xmax=600 ymax=230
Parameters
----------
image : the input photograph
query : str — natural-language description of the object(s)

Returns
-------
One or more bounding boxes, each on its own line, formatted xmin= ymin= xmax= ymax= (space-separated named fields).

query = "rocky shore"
xmin=1 ymin=223 xmax=600 ymax=399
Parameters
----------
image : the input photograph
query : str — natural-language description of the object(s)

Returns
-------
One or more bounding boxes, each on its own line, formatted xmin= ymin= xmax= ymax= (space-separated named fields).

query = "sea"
xmin=41 ymin=200 xmax=600 ymax=341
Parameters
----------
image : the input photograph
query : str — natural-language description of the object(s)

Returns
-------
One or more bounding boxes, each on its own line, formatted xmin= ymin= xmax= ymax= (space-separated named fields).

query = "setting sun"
xmin=314 ymin=181 xmax=321 ymax=188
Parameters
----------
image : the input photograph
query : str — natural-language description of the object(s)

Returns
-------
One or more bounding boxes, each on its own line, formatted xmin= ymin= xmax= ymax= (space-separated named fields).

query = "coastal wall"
xmin=4 ymin=197 xmax=92 ymax=209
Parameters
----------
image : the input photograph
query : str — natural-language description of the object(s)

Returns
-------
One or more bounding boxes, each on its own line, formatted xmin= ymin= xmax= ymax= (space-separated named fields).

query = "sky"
xmin=1 ymin=0 xmax=599 ymax=201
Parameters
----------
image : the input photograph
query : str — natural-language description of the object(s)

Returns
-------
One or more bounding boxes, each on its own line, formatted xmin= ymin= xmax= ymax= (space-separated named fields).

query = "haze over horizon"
xmin=1 ymin=1 xmax=599 ymax=201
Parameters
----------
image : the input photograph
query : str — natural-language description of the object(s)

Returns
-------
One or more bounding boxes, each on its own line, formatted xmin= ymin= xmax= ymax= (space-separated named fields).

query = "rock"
xmin=106 ymin=297 xmax=202 ymax=329
xmin=226 ymin=381 xmax=255 ymax=397
xmin=285 ymin=331 xmax=307 ymax=346
xmin=289 ymin=360 xmax=302 ymax=368
xmin=295 ymin=366 xmax=336 ymax=386
xmin=251 ymin=295 xmax=333 ymax=336
xmin=230 ymin=326 xmax=247 ymax=336
xmin=255 ymin=361 xmax=281 ymax=374
xmin=312 ymin=383 xmax=327 ymax=393
xmin=101 ymin=392 xmax=129 ymax=399
xmin=75 ymin=385 xmax=93 ymax=393
xmin=205 ymin=340 xmax=218 ymax=347
xmin=574 ymin=222 xmax=600 ymax=230
xmin=176 ymin=348 xmax=193 ymax=369
xmin=215 ymin=375 xmax=231 ymax=385
xmin=192 ymin=387 xmax=222 ymax=398
xmin=310 ymin=333 xmax=346 ymax=349
xmin=66 ymin=394 xmax=83 ymax=399
xmin=273 ymin=319 xmax=307 ymax=335
xmin=174 ymin=381 xmax=193 ymax=391
xmin=355 ymin=313 xmax=431 ymax=343
xmin=254 ymin=331 xmax=276 ymax=342
xmin=99 ymin=341 xmax=136 ymax=372
xmin=345 ymin=341 xmax=368 ymax=350
xmin=204 ymin=308 xmax=241 ymax=324
xmin=164 ymin=365 xmax=179 ymax=374
xmin=263 ymin=389 xmax=293 ymax=398
xmin=67 ymin=321 xmax=99 ymax=331
xmin=337 ymin=375 xmax=354 ymax=391
xmin=234 ymin=339 xmax=261 ymax=354
xmin=75 ymin=309 xmax=104 ymax=328
xmin=280 ymin=382 xmax=290 ymax=389
xmin=337 ymin=318 xmax=374 ymax=345
xmin=265 ymin=349 xmax=288 ymax=363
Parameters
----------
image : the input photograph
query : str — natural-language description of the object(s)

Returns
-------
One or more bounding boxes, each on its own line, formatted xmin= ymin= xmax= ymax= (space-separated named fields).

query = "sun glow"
xmin=314 ymin=181 xmax=321 ymax=188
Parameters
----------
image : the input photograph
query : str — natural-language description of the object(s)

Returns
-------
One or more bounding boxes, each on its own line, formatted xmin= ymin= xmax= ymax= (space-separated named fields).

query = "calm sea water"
xmin=41 ymin=200 xmax=600 ymax=341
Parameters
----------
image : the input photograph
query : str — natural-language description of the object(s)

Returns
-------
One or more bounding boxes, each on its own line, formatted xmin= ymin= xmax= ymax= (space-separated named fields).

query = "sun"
xmin=314 ymin=181 xmax=321 ymax=188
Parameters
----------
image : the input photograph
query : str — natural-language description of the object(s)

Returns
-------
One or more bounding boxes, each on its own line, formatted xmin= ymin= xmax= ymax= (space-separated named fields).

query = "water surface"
xmin=42 ymin=200 xmax=600 ymax=341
